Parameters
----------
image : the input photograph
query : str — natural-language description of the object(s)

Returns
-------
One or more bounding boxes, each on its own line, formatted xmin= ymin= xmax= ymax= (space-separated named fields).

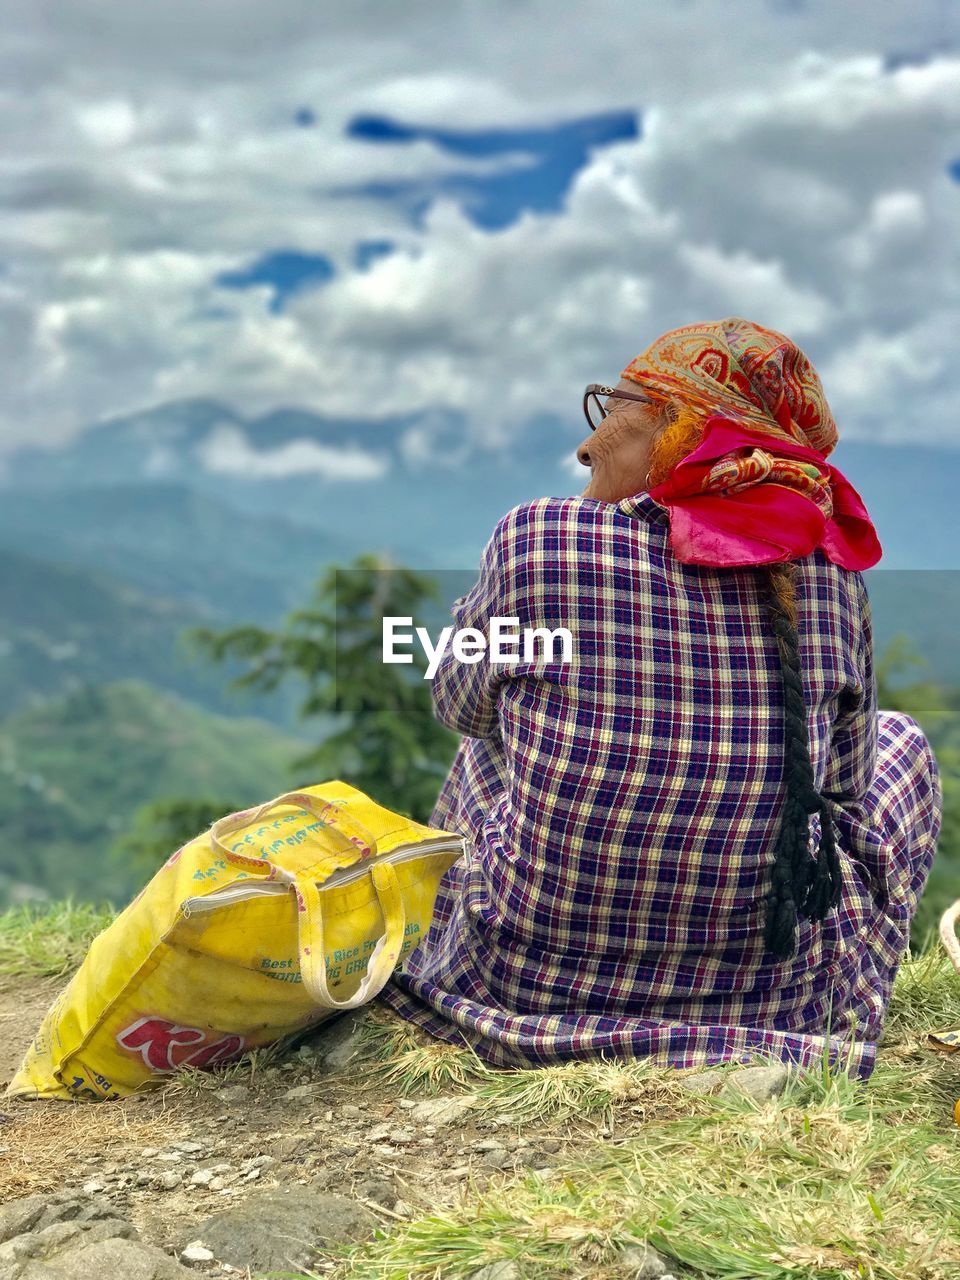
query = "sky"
xmin=0 ymin=0 xmax=958 ymax=475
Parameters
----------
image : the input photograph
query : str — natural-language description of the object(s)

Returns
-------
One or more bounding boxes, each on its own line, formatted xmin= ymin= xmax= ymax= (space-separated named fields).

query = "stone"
xmin=405 ymin=1096 xmax=477 ymax=1127
xmin=284 ymin=1084 xmax=322 ymax=1101
xmin=0 ymin=1193 xmax=193 ymax=1280
xmin=619 ymin=1242 xmax=676 ymax=1279
xmin=677 ymin=1071 xmax=723 ymax=1096
xmin=468 ymin=1262 xmax=520 ymax=1280
xmin=180 ymin=1242 xmax=214 ymax=1264
xmin=215 ymin=1086 xmax=248 ymax=1104
xmin=678 ymin=1062 xmax=790 ymax=1102
xmin=21 ymin=1237 xmax=195 ymax=1278
xmin=301 ymin=1008 xmax=372 ymax=1073
xmin=481 ymin=1149 xmax=512 ymax=1170
xmin=270 ymin=1134 xmax=308 ymax=1161
xmin=726 ymin=1064 xmax=791 ymax=1102
xmin=0 ymin=1199 xmax=48 ymax=1242
xmin=180 ymin=1188 xmax=377 ymax=1273
xmin=354 ymin=1177 xmax=396 ymax=1208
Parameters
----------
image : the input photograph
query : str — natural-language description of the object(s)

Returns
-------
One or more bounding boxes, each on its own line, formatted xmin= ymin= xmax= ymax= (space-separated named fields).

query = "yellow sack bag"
xmin=8 ymin=781 xmax=464 ymax=1101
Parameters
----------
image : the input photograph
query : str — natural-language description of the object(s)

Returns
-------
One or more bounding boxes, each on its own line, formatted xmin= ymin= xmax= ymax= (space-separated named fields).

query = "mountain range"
xmin=5 ymin=397 xmax=958 ymax=574
xmin=0 ymin=395 xmax=957 ymax=903
xmin=2 ymin=398 xmax=957 ymax=685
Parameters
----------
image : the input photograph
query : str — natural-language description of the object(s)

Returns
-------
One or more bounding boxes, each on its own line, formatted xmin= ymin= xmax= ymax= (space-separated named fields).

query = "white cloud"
xmin=0 ymin=3 xmax=957 ymax=451
xmin=675 ymin=244 xmax=830 ymax=336
xmin=198 ymin=423 xmax=389 ymax=480
xmin=74 ymin=97 xmax=139 ymax=148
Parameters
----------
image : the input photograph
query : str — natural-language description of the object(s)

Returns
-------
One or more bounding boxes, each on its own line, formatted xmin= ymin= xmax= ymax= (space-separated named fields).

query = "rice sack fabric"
xmin=8 ymin=781 xmax=465 ymax=1101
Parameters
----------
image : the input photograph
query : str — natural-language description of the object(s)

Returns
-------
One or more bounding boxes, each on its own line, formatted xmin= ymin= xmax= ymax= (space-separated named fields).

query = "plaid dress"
xmin=376 ymin=491 xmax=943 ymax=1079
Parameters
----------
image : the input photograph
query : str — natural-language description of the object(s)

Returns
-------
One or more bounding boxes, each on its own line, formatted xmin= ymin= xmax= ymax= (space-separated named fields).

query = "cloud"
xmin=0 ymin=3 xmax=957 ymax=453
xmin=198 ymin=423 xmax=389 ymax=480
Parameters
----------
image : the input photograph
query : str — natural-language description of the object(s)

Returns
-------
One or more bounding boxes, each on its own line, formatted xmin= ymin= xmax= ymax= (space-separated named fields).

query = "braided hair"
xmin=646 ymin=398 xmax=843 ymax=960
xmin=760 ymin=561 xmax=844 ymax=957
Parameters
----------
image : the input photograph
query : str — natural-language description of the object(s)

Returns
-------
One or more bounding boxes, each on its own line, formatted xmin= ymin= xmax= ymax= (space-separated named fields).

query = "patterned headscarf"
xmin=620 ymin=317 xmax=882 ymax=570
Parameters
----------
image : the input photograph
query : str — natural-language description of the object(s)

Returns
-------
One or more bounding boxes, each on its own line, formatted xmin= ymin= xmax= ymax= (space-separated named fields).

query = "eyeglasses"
xmin=583 ymin=383 xmax=654 ymax=431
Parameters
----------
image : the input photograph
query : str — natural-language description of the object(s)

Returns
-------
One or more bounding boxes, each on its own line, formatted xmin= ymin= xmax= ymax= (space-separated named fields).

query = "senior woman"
xmin=375 ymin=316 xmax=943 ymax=1080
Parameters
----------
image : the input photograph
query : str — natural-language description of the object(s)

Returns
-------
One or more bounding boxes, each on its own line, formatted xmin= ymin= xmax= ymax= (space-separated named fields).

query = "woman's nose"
xmin=577 ymin=440 xmax=591 ymax=467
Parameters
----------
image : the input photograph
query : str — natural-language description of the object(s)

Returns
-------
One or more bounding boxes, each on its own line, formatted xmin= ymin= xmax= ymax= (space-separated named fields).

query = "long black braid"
xmin=648 ymin=398 xmax=844 ymax=960
xmin=760 ymin=561 xmax=844 ymax=958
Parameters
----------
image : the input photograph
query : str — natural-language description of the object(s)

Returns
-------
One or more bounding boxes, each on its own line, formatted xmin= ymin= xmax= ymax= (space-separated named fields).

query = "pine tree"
xmin=187 ymin=552 xmax=459 ymax=823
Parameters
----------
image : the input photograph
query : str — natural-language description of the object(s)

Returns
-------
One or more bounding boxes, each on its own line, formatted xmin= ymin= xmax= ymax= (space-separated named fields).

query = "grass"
xmin=315 ymin=941 xmax=960 ymax=1280
xmin=4 ymin=903 xmax=960 ymax=1278
xmin=0 ymin=900 xmax=115 ymax=977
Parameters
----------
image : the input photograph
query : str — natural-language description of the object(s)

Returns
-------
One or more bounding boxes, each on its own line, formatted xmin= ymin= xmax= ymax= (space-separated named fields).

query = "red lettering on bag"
xmin=180 ymin=1034 xmax=245 ymax=1070
xmin=116 ymin=1017 xmax=246 ymax=1073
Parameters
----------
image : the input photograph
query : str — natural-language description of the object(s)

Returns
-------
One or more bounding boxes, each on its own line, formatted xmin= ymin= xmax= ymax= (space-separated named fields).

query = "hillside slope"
xmin=0 ymin=547 xmax=304 ymax=726
xmin=0 ymin=679 xmax=309 ymax=903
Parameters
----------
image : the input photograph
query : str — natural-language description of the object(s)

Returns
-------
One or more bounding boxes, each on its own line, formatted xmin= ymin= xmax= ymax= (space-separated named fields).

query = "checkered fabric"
xmin=375 ymin=492 xmax=942 ymax=1079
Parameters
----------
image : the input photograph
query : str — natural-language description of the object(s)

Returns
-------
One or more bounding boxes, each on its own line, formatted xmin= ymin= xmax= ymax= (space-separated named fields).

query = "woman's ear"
xmin=646 ymin=398 xmax=705 ymax=489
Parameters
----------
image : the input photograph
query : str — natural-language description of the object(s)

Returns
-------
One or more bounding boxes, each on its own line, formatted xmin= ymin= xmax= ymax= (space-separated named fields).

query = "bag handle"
xmin=941 ymin=900 xmax=960 ymax=976
xmin=208 ymin=789 xmax=379 ymax=874
xmin=295 ymin=861 xmax=406 ymax=1009
xmin=207 ymin=789 xmax=404 ymax=1008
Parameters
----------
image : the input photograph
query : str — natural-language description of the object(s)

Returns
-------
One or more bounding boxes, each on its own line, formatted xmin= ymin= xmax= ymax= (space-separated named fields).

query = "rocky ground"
xmin=4 ymin=973 xmax=758 ymax=1279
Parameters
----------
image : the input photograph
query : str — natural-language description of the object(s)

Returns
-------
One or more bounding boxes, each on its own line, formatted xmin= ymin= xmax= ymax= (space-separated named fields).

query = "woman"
xmin=375 ymin=317 xmax=943 ymax=1080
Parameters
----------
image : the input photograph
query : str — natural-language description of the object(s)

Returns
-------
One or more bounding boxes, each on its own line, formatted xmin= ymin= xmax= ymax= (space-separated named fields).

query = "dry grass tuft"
xmin=0 ymin=1093 xmax=192 ymax=1200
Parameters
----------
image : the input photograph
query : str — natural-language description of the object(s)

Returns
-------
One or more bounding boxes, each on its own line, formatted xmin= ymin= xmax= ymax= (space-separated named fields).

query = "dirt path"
xmin=0 ymin=980 xmax=623 ymax=1276
xmin=0 ymin=973 xmax=63 ymax=1085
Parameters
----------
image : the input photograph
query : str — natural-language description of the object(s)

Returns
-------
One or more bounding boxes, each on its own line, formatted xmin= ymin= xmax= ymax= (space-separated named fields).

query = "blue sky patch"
xmin=216 ymin=249 xmax=335 ymax=313
xmin=340 ymin=109 xmax=639 ymax=230
xmin=948 ymin=156 xmax=960 ymax=182
xmin=294 ymin=106 xmax=317 ymax=127
xmin=353 ymin=239 xmax=397 ymax=270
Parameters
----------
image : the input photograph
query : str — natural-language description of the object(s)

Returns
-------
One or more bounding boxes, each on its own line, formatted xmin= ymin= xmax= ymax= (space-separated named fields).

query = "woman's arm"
xmin=429 ymin=509 xmax=518 ymax=739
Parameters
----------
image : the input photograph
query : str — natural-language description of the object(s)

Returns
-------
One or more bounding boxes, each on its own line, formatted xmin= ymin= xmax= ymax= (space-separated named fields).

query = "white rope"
xmin=939 ymin=899 xmax=960 ymax=975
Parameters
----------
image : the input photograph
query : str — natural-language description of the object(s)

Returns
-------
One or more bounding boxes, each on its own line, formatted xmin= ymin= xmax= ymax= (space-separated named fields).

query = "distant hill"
xmin=4 ymin=397 xmax=959 ymax=573
xmin=0 ymin=679 xmax=311 ymax=905
xmin=0 ymin=547 xmax=306 ymax=725
xmin=0 ymin=481 xmax=351 ymax=622
xmin=865 ymin=569 xmax=960 ymax=689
